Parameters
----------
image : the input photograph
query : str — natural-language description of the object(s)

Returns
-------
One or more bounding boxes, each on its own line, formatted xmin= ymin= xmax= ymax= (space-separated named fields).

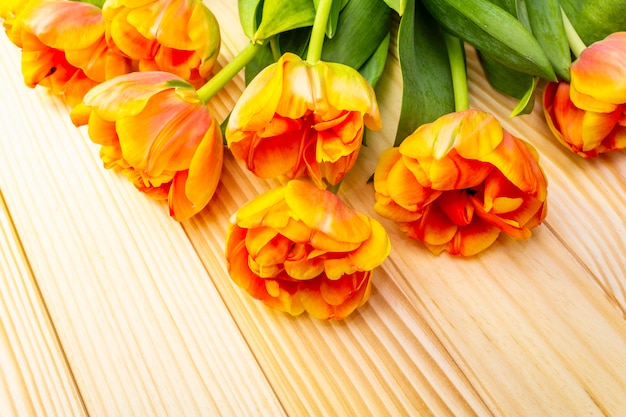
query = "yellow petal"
xmin=284 ymin=180 xmax=370 ymax=243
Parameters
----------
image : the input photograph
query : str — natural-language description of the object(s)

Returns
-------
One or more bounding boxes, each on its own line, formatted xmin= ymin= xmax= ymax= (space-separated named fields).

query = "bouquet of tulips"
xmin=1 ymin=0 xmax=624 ymax=319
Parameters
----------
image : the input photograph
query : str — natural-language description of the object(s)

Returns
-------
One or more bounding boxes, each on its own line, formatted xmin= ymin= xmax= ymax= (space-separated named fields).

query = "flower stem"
xmin=306 ymin=0 xmax=334 ymax=64
xmin=327 ymin=180 xmax=342 ymax=195
xmin=443 ymin=32 xmax=469 ymax=112
xmin=197 ymin=42 xmax=262 ymax=103
xmin=561 ymin=7 xmax=586 ymax=58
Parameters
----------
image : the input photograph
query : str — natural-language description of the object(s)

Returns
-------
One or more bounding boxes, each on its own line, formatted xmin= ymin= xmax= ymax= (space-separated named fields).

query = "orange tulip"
xmin=225 ymin=52 xmax=381 ymax=189
xmin=225 ymin=180 xmax=390 ymax=320
xmin=374 ymin=109 xmax=548 ymax=257
xmin=1 ymin=0 xmax=33 ymax=46
xmin=10 ymin=0 xmax=131 ymax=107
xmin=102 ymin=0 xmax=220 ymax=88
xmin=70 ymin=71 xmax=223 ymax=221
xmin=543 ymin=32 xmax=626 ymax=157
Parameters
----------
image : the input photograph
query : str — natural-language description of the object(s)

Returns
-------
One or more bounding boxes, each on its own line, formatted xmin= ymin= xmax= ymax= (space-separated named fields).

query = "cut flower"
xmin=10 ymin=0 xmax=131 ymax=106
xmin=225 ymin=180 xmax=390 ymax=320
xmin=70 ymin=71 xmax=223 ymax=221
xmin=102 ymin=0 xmax=220 ymax=88
xmin=374 ymin=109 xmax=548 ymax=256
xmin=543 ymin=32 xmax=626 ymax=157
xmin=225 ymin=52 xmax=381 ymax=189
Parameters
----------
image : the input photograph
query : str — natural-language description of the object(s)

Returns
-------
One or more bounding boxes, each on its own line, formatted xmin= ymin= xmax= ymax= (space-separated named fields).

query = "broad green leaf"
xmin=394 ymin=0 xmax=455 ymax=146
xmin=382 ymin=0 xmax=407 ymax=15
xmin=321 ymin=0 xmax=391 ymax=70
xmin=238 ymin=0 xmax=264 ymax=39
xmin=244 ymin=42 xmax=275 ymax=84
xmin=478 ymin=53 xmax=534 ymax=101
xmin=358 ymin=33 xmax=390 ymax=88
xmin=421 ymin=0 xmax=557 ymax=81
xmin=253 ymin=0 xmax=316 ymax=42
xmin=525 ymin=0 xmax=571 ymax=81
xmin=560 ymin=0 xmax=626 ymax=45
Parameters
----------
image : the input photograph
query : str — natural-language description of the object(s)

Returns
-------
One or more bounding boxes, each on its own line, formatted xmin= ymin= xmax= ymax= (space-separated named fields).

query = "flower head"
xmin=543 ymin=32 xmax=626 ymax=157
xmin=1 ymin=0 xmax=33 ymax=46
xmin=225 ymin=180 xmax=390 ymax=319
xmin=374 ymin=109 xmax=548 ymax=256
xmin=225 ymin=52 xmax=381 ymax=189
xmin=70 ymin=71 xmax=223 ymax=221
xmin=103 ymin=0 xmax=220 ymax=88
xmin=11 ymin=0 xmax=131 ymax=106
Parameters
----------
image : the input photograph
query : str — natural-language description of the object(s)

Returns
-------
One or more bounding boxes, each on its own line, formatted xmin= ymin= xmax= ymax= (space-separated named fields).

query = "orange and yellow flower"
xmin=374 ymin=109 xmax=548 ymax=257
xmin=225 ymin=52 xmax=381 ymax=189
xmin=1 ymin=0 xmax=33 ymax=46
xmin=9 ymin=0 xmax=131 ymax=107
xmin=102 ymin=0 xmax=220 ymax=88
xmin=543 ymin=32 xmax=626 ymax=157
xmin=70 ymin=71 xmax=223 ymax=221
xmin=225 ymin=180 xmax=390 ymax=320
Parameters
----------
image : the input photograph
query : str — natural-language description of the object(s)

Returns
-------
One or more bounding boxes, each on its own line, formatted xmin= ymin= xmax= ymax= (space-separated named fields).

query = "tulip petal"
xmin=570 ymin=32 xmax=626 ymax=106
xmin=348 ymin=219 xmax=391 ymax=271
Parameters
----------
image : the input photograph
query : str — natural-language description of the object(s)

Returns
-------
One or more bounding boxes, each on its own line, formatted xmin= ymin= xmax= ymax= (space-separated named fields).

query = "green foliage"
xmin=238 ymin=0 xmax=316 ymax=42
xmin=394 ymin=0 xmax=455 ymax=145
xmin=421 ymin=0 xmax=557 ymax=81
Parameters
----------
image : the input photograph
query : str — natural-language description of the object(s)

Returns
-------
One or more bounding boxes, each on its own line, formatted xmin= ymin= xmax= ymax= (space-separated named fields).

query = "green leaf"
xmin=560 ymin=0 xmax=626 ymax=45
xmin=421 ymin=0 xmax=557 ymax=81
xmin=510 ymin=76 xmax=539 ymax=116
xmin=382 ymin=0 xmax=407 ymax=15
xmin=321 ymin=0 xmax=392 ymax=70
xmin=244 ymin=42 xmax=274 ymax=84
xmin=479 ymin=53 xmax=534 ymax=101
xmin=525 ymin=0 xmax=571 ymax=81
xmin=358 ymin=33 xmax=390 ymax=88
xmin=394 ymin=0 xmax=455 ymax=146
xmin=253 ymin=0 xmax=316 ymax=42
xmin=238 ymin=0 xmax=264 ymax=39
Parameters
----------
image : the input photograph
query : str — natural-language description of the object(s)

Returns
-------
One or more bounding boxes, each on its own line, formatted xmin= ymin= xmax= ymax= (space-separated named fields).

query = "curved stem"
xmin=443 ymin=32 xmax=469 ymax=112
xmin=561 ymin=7 xmax=586 ymax=58
xmin=197 ymin=42 xmax=262 ymax=103
xmin=306 ymin=0 xmax=334 ymax=64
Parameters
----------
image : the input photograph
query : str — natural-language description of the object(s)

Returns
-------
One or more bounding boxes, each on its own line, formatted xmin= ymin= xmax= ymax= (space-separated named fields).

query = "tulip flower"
xmin=543 ymin=32 xmax=626 ymax=157
xmin=70 ymin=71 xmax=223 ymax=221
xmin=1 ymin=0 xmax=32 ymax=46
xmin=374 ymin=109 xmax=548 ymax=256
xmin=102 ymin=0 xmax=220 ymax=88
xmin=225 ymin=180 xmax=390 ymax=320
xmin=9 ymin=0 xmax=131 ymax=107
xmin=225 ymin=52 xmax=381 ymax=189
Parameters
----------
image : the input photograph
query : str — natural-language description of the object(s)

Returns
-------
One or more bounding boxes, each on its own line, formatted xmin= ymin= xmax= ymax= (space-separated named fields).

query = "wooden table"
xmin=1 ymin=3 xmax=625 ymax=416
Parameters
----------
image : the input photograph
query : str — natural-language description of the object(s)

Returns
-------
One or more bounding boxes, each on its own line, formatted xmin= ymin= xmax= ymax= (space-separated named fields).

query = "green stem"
xmin=197 ymin=42 xmax=262 ymax=103
xmin=327 ymin=180 xmax=342 ymax=195
xmin=561 ymin=7 xmax=586 ymax=58
xmin=443 ymin=32 xmax=469 ymax=112
xmin=306 ymin=0 xmax=334 ymax=64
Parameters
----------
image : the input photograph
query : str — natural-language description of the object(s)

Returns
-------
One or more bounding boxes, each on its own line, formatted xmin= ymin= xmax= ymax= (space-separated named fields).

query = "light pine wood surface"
xmin=1 ymin=2 xmax=625 ymax=416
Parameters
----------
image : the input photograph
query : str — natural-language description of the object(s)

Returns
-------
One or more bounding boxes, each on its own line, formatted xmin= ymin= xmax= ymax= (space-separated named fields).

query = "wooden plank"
xmin=1 ymin=2 xmax=625 ymax=416
xmin=0 ymin=192 xmax=88 ymax=417
xmin=465 ymin=53 xmax=626 ymax=310
xmin=182 ymin=5 xmax=626 ymax=416
xmin=0 ymin=32 xmax=285 ymax=417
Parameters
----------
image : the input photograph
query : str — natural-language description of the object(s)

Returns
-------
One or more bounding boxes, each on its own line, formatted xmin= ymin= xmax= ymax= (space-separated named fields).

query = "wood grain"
xmin=0 ymin=192 xmax=87 ymax=417
xmin=0 ymin=33 xmax=284 ymax=417
xmin=1 ymin=2 xmax=625 ymax=416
